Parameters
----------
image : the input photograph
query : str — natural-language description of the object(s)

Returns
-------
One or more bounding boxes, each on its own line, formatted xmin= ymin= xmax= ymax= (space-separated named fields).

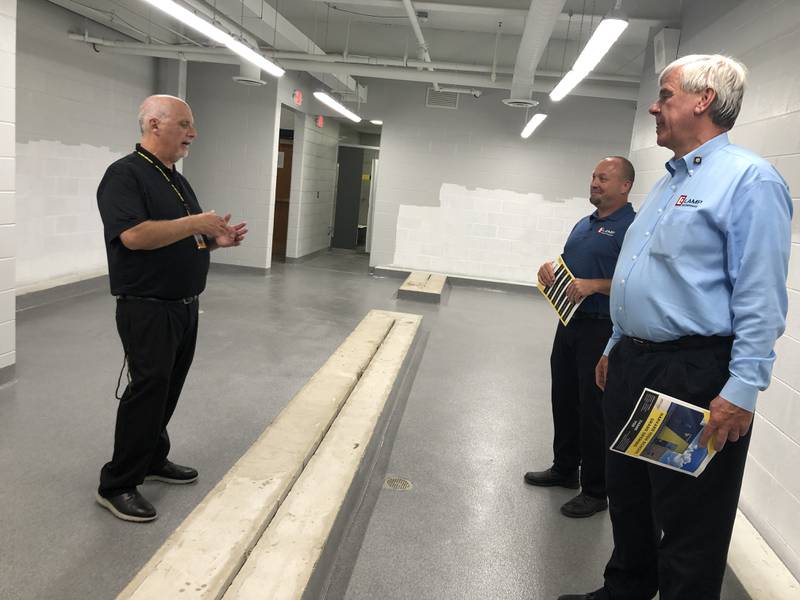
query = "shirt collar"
xmin=665 ymin=131 xmax=730 ymax=176
xmin=135 ymin=143 xmax=175 ymax=176
xmin=590 ymin=202 xmax=634 ymax=222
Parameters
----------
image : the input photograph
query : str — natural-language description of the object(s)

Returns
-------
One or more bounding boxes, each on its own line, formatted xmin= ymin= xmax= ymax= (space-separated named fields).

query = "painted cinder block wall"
xmin=364 ymin=80 xmax=637 ymax=284
xmin=184 ymin=62 xmax=278 ymax=271
xmin=0 ymin=0 xmax=15 ymax=380
xmin=14 ymin=0 xmax=155 ymax=294
xmin=627 ymin=0 xmax=800 ymax=579
xmin=286 ymin=113 xmax=340 ymax=259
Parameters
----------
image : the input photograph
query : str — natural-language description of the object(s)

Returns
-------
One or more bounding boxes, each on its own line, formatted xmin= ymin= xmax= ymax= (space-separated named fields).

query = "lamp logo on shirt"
xmin=675 ymin=194 xmax=703 ymax=207
xmin=597 ymin=227 xmax=616 ymax=237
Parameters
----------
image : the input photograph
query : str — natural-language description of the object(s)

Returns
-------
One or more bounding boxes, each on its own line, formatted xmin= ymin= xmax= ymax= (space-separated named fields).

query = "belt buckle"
xmin=631 ymin=337 xmax=647 ymax=345
xmin=182 ymin=296 xmax=195 ymax=304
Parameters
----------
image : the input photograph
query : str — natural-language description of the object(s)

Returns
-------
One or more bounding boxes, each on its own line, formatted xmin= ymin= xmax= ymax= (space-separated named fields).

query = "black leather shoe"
xmin=560 ymin=492 xmax=608 ymax=518
xmin=524 ymin=467 xmax=579 ymax=489
xmin=557 ymin=588 xmax=609 ymax=600
xmin=145 ymin=460 xmax=198 ymax=484
xmin=95 ymin=490 xmax=157 ymax=522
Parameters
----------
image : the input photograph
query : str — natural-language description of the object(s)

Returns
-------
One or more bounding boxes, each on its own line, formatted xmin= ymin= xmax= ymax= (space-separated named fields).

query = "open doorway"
xmin=272 ymin=105 xmax=297 ymax=260
xmin=332 ymin=122 xmax=381 ymax=252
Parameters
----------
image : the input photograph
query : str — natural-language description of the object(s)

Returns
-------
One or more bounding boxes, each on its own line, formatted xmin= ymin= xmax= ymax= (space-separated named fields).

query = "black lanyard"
xmin=136 ymin=151 xmax=207 ymax=249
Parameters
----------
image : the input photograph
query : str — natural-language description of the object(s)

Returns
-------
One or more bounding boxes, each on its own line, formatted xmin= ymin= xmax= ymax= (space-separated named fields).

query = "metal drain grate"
xmin=384 ymin=476 xmax=413 ymax=491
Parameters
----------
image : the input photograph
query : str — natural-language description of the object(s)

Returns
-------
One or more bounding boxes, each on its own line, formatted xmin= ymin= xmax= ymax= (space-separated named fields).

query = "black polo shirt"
xmin=562 ymin=202 xmax=635 ymax=316
xmin=97 ymin=144 xmax=210 ymax=299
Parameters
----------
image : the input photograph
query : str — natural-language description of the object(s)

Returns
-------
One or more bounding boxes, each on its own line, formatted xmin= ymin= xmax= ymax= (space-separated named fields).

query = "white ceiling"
xmin=49 ymin=0 xmax=683 ymax=100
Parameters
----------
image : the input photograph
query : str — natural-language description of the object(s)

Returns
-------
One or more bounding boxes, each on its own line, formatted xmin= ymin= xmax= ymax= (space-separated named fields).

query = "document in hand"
xmin=537 ymin=255 xmax=584 ymax=326
xmin=609 ymin=388 xmax=716 ymax=477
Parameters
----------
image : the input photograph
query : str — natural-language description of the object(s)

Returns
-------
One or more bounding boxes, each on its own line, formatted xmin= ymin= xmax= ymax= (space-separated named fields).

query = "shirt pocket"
xmin=648 ymin=209 xmax=694 ymax=260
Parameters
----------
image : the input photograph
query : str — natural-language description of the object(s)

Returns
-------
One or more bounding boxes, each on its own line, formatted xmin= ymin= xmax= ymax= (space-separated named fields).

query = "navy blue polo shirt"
xmin=561 ymin=203 xmax=635 ymax=316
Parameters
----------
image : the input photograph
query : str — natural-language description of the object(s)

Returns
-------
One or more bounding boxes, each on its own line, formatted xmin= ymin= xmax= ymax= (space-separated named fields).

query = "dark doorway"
xmin=332 ymin=146 xmax=364 ymax=249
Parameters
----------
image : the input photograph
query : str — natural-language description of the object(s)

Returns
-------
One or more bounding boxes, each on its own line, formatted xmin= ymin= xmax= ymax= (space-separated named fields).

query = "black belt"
xmin=571 ymin=311 xmax=610 ymax=321
xmin=626 ymin=334 xmax=733 ymax=351
xmin=116 ymin=294 xmax=198 ymax=304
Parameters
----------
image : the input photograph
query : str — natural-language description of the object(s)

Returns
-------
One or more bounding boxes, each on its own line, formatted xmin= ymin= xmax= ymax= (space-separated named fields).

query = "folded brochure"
xmin=537 ymin=255 xmax=584 ymax=326
xmin=610 ymin=388 xmax=716 ymax=477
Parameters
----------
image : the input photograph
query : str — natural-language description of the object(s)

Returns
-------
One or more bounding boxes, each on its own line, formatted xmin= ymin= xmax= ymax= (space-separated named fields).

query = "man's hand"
xmin=566 ymin=278 xmax=597 ymax=304
xmin=213 ymin=213 xmax=248 ymax=248
xmin=538 ymin=261 xmax=556 ymax=287
xmin=193 ymin=211 xmax=230 ymax=238
xmin=595 ymin=355 xmax=609 ymax=391
xmin=699 ymin=396 xmax=754 ymax=451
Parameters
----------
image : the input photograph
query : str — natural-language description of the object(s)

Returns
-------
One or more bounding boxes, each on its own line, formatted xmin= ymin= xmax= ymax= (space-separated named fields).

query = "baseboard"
xmin=0 ymin=363 xmax=16 ymax=387
xmin=209 ymin=262 xmax=270 ymax=276
xmin=284 ymin=247 xmax=333 ymax=264
xmin=16 ymin=275 xmax=109 ymax=312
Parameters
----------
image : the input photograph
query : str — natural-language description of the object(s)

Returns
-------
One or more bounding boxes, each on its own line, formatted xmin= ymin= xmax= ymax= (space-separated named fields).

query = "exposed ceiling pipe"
xmin=400 ymin=0 xmax=440 ymax=91
xmin=73 ymin=38 xmax=637 ymax=100
xmin=508 ymin=0 xmax=567 ymax=107
xmin=69 ymin=35 xmax=639 ymax=84
xmin=308 ymin=0 xmax=667 ymax=26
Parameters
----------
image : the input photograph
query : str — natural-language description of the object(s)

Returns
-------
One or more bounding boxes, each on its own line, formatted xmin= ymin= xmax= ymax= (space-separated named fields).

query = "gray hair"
xmin=660 ymin=54 xmax=747 ymax=129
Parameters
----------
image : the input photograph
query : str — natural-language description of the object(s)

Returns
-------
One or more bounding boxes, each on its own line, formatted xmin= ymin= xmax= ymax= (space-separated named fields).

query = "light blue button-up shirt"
xmin=604 ymin=132 xmax=793 ymax=412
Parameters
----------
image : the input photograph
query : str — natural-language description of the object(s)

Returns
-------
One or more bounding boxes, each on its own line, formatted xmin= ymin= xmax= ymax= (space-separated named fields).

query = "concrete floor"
xmin=0 ymin=251 xmax=750 ymax=599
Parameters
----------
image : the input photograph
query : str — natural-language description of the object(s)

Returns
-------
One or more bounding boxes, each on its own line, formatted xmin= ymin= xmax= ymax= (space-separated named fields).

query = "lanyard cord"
xmin=136 ymin=150 xmax=207 ymax=249
xmin=136 ymin=151 xmax=194 ymax=216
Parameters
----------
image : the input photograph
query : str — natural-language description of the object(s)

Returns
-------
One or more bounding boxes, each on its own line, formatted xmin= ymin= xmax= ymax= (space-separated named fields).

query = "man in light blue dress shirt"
xmin=559 ymin=55 xmax=793 ymax=600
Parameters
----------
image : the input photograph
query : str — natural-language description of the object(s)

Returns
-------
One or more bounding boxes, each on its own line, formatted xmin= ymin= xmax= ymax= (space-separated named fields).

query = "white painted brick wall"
xmin=629 ymin=0 xmax=800 ymax=579
xmin=0 ymin=0 xmax=13 ymax=370
xmin=15 ymin=0 xmax=155 ymax=293
xmin=394 ymin=184 xmax=592 ymax=283
xmin=366 ymin=81 xmax=635 ymax=278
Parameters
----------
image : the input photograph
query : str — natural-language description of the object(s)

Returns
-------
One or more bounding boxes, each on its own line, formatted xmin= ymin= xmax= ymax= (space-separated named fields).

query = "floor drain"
xmin=384 ymin=476 xmax=413 ymax=491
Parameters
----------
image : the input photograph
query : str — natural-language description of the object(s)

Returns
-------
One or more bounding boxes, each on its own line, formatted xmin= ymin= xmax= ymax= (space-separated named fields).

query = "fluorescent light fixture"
xmin=313 ymin=91 xmax=362 ymax=123
xmin=549 ymin=69 xmax=585 ymax=102
xmin=370 ymin=119 xmax=384 ymax=125
xmin=521 ymin=113 xmax=547 ymax=139
xmin=142 ymin=0 xmax=284 ymax=78
xmin=549 ymin=12 xmax=628 ymax=102
xmin=572 ymin=17 xmax=628 ymax=75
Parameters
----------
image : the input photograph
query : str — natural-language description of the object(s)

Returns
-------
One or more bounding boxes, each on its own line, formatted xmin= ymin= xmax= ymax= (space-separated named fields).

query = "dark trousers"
xmin=99 ymin=298 xmax=199 ymax=496
xmin=602 ymin=336 xmax=750 ymax=600
xmin=550 ymin=316 xmax=612 ymax=498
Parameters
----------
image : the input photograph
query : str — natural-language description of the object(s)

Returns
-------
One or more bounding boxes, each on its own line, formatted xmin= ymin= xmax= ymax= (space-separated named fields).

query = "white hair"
xmin=660 ymin=54 xmax=747 ymax=129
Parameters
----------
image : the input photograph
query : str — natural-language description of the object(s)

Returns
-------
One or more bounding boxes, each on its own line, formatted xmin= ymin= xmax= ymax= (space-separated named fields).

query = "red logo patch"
xmin=675 ymin=194 xmax=687 ymax=206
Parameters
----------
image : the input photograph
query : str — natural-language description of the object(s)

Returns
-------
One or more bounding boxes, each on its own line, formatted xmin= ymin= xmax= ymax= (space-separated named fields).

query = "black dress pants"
xmin=550 ymin=316 xmax=612 ymax=498
xmin=99 ymin=298 xmax=199 ymax=496
xmin=602 ymin=335 xmax=750 ymax=600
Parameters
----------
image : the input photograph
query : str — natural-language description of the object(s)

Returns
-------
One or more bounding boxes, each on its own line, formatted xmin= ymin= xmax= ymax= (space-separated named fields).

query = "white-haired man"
xmin=95 ymin=95 xmax=247 ymax=522
xmin=559 ymin=55 xmax=792 ymax=599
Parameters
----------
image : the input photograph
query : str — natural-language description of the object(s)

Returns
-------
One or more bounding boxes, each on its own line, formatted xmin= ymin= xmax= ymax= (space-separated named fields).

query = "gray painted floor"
xmin=0 ymin=251 xmax=749 ymax=600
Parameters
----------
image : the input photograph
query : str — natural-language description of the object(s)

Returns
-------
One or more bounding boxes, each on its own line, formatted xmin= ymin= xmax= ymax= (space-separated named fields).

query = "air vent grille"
xmin=426 ymin=88 xmax=459 ymax=109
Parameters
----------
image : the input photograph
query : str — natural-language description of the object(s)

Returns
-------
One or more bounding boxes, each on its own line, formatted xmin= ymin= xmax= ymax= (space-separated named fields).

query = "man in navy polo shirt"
xmin=525 ymin=156 xmax=635 ymax=518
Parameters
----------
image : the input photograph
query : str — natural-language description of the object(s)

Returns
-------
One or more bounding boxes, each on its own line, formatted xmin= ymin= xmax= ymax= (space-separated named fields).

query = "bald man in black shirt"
xmin=95 ymin=95 xmax=247 ymax=522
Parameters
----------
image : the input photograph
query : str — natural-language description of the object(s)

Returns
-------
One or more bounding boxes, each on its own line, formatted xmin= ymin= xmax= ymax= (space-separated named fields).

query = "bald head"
xmin=138 ymin=95 xmax=188 ymax=134
xmin=137 ymin=95 xmax=197 ymax=168
xmin=589 ymin=156 xmax=634 ymax=216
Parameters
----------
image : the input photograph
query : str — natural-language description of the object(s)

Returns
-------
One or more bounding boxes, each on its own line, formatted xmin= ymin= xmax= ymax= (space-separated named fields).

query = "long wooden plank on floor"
xmin=117 ymin=310 xmax=400 ymax=600
xmin=223 ymin=311 xmax=422 ymax=599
